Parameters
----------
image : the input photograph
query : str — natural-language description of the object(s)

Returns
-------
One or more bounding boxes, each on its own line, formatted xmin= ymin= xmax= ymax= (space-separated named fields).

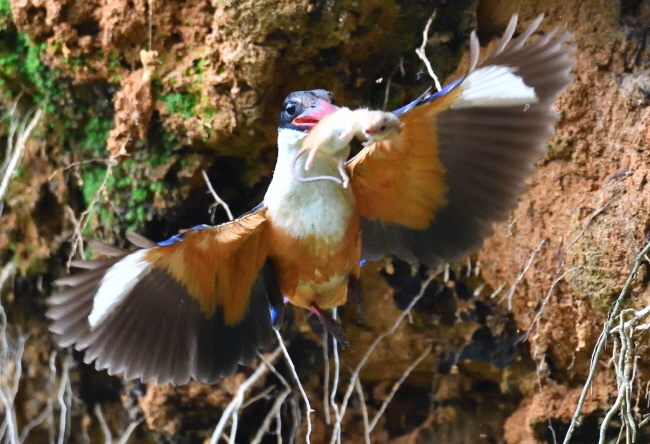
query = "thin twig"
xmin=209 ymin=347 xmax=282 ymax=444
xmin=330 ymin=273 xmax=437 ymax=444
xmin=489 ymin=282 xmax=506 ymax=299
xmin=19 ymin=351 xmax=57 ymax=443
xmin=47 ymin=159 xmax=103 ymax=182
xmin=329 ymin=310 xmax=342 ymax=443
xmin=257 ymin=351 xmax=291 ymax=392
xmin=275 ymin=407 xmax=282 ymax=444
xmin=274 ymin=330 xmax=313 ymax=444
xmin=322 ymin=329 xmax=331 ymax=425
xmin=414 ymin=10 xmax=443 ymax=92
xmin=521 ymin=267 xmax=583 ymax=343
xmin=599 ymin=307 xmax=647 ymax=443
xmin=10 ymin=335 xmax=27 ymax=400
xmin=0 ymin=293 xmax=28 ymax=444
xmin=116 ymin=420 xmax=142 ymax=444
xmin=599 ymin=313 xmax=627 ymax=444
xmin=562 ymin=239 xmax=650 ymax=444
xmin=250 ymin=389 xmax=290 ymax=444
xmin=56 ymin=357 xmax=71 ymax=444
xmin=229 ymin=411 xmax=239 ymax=444
xmin=202 ymin=170 xmax=234 ymax=222
xmin=353 ymin=377 xmax=371 ymax=444
xmin=288 ymin=398 xmax=300 ymax=444
xmin=563 ymin=192 xmax=623 ymax=256
xmin=0 ymin=108 xmax=43 ymax=217
xmin=94 ymin=404 xmax=113 ymax=444
xmin=147 ymin=0 xmax=153 ymax=52
xmin=0 ymin=262 xmax=16 ymax=298
xmin=535 ymin=359 xmax=558 ymax=444
xmin=368 ymin=345 xmax=432 ymax=432
xmin=67 ymin=161 xmax=116 ymax=266
xmin=0 ymin=328 xmax=19 ymax=444
xmin=48 ymin=349 xmax=58 ymax=444
xmin=240 ymin=385 xmax=276 ymax=410
xmin=250 ymin=351 xmax=291 ymax=443
xmin=382 ymin=59 xmax=402 ymax=111
xmin=501 ymin=238 xmax=547 ymax=310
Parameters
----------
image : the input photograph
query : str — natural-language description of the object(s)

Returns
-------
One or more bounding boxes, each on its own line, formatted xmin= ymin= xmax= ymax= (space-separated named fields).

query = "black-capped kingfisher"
xmin=47 ymin=15 xmax=574 ymax=385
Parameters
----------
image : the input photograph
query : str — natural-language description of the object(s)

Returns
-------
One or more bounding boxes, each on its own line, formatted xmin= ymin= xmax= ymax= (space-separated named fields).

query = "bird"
xmin=47 ymin=14 xmax=574 ymax=385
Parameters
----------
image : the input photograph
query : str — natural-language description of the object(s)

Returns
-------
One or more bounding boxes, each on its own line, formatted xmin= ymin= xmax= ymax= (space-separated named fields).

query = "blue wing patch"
xmin=158 ymin=224 xmax=210 ymax=247
xmin=392 ymin=78 xmax=464 ymax=117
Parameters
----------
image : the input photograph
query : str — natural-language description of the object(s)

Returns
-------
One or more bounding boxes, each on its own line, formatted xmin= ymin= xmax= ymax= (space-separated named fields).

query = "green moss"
xmin=0 ymin=5 xmax=177 ymax=239
xmin=65 ymin=57 xmax=85 ymax=67
xmin=81 ymin=166 xmax=108 ymax=207
xmin=0 ymin=0 xmax=12 ymax=30
xmin=159 ymin=60 xmax=207 ymax=117
xmin=81 ymin=117 xmax=112 ymax=156
xmin=108 ymin=52 xmax=121 ymax=71
xmin=161 ymin=91 xmax=198 ymax=120
xmin=0 ymin=25 xmax=69 ymax=116
xmin=566 ymin=237 xmax=619 ymax=314
xmin=154 ymin=56 xmax=223 ymax=146
xmin=0 ymin=14 xmax=119 ymax=158
xmin=80 ymin=156 xmax=169 ymax=233
xmin=0 ymin=0 xmax=11 ymax=15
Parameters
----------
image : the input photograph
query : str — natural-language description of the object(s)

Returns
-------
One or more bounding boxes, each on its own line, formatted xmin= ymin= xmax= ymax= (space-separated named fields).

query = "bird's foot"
xmin=347 ymin=275 xmax=364 ymax=322
xmin=309 ymin=302 xmax=350 ymax=347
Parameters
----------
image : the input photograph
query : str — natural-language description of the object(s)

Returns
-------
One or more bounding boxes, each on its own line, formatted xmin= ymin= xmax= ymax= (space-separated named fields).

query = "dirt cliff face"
xmin=1 ymin=0 xmax=650 ymax=442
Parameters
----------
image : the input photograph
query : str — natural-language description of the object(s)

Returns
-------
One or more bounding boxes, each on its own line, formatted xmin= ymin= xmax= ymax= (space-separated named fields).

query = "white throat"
xmin=264 ymin=128 xmax=354 ymax=241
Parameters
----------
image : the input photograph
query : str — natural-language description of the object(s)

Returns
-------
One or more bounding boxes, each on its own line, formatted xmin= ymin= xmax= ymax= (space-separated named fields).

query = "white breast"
xmin=264 ymin=128 xmax=354 ymax=242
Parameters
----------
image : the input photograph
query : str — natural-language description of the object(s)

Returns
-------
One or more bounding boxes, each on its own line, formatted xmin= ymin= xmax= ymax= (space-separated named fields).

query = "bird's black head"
xmin=279 ymin=89 xmax=337 ymax=132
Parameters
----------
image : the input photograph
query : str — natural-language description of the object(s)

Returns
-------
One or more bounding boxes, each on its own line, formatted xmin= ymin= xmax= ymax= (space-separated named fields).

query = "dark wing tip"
xmin=48 ymin=254 xmax=280 ymax=385
xmin=361 ymin=14 xmax=575 ymax=267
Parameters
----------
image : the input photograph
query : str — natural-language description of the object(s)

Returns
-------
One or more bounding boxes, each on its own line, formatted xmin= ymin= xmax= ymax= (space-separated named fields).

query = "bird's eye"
xmin=285 ymin=103 xmax=297 ymax=116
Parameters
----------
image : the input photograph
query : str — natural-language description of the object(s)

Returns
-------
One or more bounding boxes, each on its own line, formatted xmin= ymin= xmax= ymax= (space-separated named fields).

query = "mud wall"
xmin=1 ymin=0 xmax=650 ymax=443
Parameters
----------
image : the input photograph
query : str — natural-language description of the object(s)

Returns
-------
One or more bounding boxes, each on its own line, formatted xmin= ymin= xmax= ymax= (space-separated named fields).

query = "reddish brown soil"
xmin=2 ymin=0 xmax=650 ymax=443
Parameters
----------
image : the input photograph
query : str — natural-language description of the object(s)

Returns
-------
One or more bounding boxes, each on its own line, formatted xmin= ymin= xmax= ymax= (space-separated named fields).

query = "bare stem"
xmin=562 ymin=239 xmax=650 ymax=444
xmin=0 ymin=108 xmax=43 ymax=217
xmin=274 ymin=329 xmax=313 ymax=444
xmin=330 ymin=273 xmax=438 ymax=444
xmin=414 ymin=10 xmax=443 ymax=92
xmin=202 ymin=170 xmax=234 ymax=222
xmin=209 ymin=347 xmax=282 ymax=444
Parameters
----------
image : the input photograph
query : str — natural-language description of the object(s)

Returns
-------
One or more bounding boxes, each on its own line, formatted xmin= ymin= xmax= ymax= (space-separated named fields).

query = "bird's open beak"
xmin=292 ymin=99 xmax=339 ymax=129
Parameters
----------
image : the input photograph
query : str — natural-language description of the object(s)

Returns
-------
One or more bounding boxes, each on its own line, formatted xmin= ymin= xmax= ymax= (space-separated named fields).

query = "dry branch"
xmin=563 ymin=239 xmax=650 ymax=444
xmin=0 ymin=107 xmax=43 ymax=216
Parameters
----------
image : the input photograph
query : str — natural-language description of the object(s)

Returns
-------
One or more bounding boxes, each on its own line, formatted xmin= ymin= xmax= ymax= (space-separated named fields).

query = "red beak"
xmin=292 ymin=99 xmax=339 ymax=129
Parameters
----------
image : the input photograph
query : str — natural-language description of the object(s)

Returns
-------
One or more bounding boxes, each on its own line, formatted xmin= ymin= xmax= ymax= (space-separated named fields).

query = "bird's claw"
xmin=309 ymin=302 xmax=350 ymax=347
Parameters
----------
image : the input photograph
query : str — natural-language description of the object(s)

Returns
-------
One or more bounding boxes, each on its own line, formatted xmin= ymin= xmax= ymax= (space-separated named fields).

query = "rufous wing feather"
xmin=353 ymin=14 xmax=574 ymax=266
xmin=47 ymin=207 xmax=283 ymax=384
xmin=347 ymin=89 xmax=459 ymax=229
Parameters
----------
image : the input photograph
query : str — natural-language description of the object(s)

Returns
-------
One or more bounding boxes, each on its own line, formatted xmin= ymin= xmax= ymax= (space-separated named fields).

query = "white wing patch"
xmin=452 ymin=65 xmax=538 ymax=108
xmin=88 ymin=249 xmax=152 ymax=328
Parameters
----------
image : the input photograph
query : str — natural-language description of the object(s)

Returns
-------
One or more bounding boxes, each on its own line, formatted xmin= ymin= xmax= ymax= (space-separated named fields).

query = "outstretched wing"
xmin=47 ymin=207 xmax=283 ymax=385
xmin=348 ymin=14 xmax=574 ymax=266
